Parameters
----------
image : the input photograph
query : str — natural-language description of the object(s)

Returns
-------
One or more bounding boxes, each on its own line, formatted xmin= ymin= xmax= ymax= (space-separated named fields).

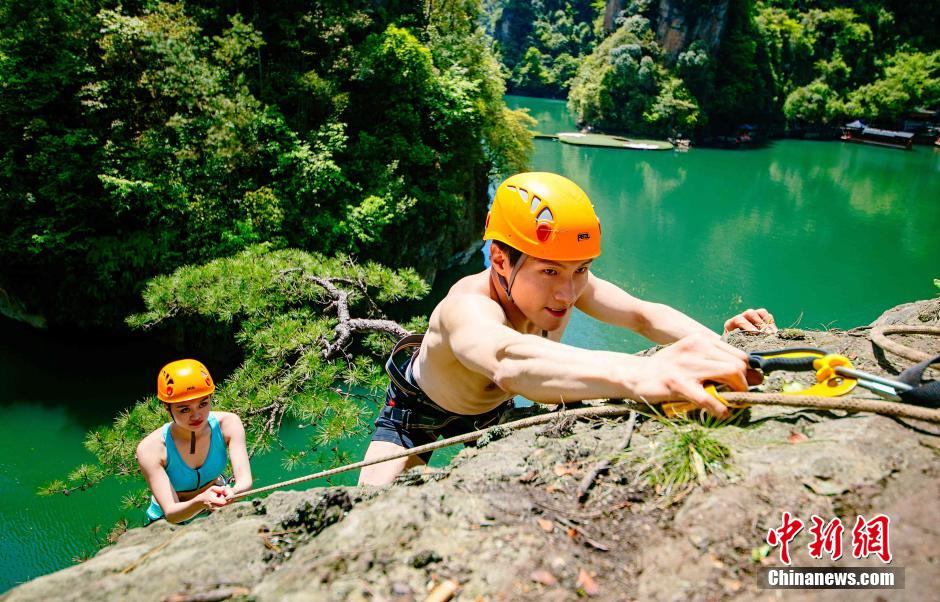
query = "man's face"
xmin=496 ymin=252 xmax=593 ymax=331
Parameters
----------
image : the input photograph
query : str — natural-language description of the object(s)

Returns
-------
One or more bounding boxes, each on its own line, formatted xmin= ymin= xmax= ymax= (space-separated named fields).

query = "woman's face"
xmin=169 ymin=395 xmax=212 ymax=431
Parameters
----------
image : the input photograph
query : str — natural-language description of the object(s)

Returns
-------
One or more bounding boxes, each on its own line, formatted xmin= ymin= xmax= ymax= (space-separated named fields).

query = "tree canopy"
xmin=0 ymin=0 xmax=532 ymax=328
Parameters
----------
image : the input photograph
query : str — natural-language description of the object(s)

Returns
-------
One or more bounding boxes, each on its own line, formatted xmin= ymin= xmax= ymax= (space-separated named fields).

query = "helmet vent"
xmin=536 ymin=207 xmax=554 ymax=222
xmin=514 ymin=186 xmax=529 ymax=204
xmin=529 ymin=195 xmax=541 ymax=213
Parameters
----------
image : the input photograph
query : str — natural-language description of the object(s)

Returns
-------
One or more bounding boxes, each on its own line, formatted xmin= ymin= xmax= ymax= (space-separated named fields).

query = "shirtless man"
xmin=358 ymin=172 xmax=774 ymax=486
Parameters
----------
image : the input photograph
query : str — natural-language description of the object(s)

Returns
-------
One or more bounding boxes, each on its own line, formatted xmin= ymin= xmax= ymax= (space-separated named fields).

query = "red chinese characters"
xmin=808 ymin=515 xmax=844 ymax=560
xmin=765 ymin=512 xmax=893 ymax=565
xmin=766 ymin=511 xmax=804 ymax=565
xmin=852 ymin=514 xmax=892 ymax=563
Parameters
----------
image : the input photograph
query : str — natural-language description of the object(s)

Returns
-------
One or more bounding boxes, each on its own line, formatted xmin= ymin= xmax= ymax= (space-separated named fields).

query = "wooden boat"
xmin=840 ymin=120 xmax=914 ymax=150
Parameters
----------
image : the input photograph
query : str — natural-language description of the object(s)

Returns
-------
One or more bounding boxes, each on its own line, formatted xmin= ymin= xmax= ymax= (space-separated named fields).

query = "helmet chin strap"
xmin=495 ymin=253 xmax=528 ymax=301
xmin=170 ymin=412 xmax=198 ymax=455
xmin=492 ymin=254 xmax=548 ymax=339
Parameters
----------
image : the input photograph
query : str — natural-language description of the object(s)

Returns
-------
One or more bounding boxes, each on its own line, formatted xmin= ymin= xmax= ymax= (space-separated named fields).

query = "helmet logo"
xmin=578 ymin=232 xmax=591 ymax=241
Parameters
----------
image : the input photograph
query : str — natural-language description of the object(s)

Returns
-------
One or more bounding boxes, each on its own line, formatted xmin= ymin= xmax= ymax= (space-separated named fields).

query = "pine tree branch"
xmin=305 ymin=275 xmax=410 ymax=358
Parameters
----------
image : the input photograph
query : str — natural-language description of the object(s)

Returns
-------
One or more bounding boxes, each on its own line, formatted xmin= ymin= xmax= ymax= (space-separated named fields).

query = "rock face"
xmin=655 ymin=0 xmax=730 ymax=60
xmin=4 ymin=300 xmax=939 ymax=601
xmin=602 ymin=0 xmax=626 ymax=35
xmin=602 ymin=0 xmax=730 ymax=53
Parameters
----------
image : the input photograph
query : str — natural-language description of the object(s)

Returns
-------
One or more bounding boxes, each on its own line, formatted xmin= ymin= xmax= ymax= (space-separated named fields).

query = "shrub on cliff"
xmin=567 ymin=14 xmax=701 ymax=136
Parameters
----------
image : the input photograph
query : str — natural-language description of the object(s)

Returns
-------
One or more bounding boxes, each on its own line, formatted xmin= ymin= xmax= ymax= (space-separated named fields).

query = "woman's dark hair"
xmin=491 ymin=240 xmax=522 ymax=266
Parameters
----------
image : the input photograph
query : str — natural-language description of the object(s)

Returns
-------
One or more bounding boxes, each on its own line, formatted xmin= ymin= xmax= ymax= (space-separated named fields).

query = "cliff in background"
xmin=655 ymin=0 xmax=729 ymax=59
xmin=497 ymin=0 xmax=939 ymax=137
xmin=4 ymin=298 xmax=939 ymax=601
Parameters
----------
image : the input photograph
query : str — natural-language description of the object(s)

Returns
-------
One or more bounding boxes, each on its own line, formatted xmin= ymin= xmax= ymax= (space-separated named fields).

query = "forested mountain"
xmin=485 ymin=0 xmax=939 ymax=136
xmin=482 ymin=0 xmax=600 ymax=98
xmin=2 ymin=0 xmax=936 ymax=328
xmin=0 ymin=0 xmax=532 ymax=327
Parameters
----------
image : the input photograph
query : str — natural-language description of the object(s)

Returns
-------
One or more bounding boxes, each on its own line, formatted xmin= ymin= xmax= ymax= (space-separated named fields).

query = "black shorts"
xmin=371 ymin=335 xmax=514 ymax=463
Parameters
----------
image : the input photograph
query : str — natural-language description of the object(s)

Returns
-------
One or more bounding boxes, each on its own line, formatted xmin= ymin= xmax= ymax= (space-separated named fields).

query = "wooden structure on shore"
xmin=840 ymin=120 xmax=914 ymax=150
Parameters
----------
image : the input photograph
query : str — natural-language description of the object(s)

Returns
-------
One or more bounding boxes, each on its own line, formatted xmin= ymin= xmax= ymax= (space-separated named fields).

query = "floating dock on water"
xmin=535 ymin=132 xmax=674 ymax=150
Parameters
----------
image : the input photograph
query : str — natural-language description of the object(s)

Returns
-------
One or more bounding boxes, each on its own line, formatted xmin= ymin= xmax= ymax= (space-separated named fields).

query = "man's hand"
xmin=633 ymin=333 xmax=751 ymax=418
xmin=724 ymin=308 xmax=776 ymax=334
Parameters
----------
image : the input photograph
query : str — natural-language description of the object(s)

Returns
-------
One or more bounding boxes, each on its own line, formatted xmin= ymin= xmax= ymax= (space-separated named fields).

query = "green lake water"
xmin=2 ymin=95 xmax=939 ymax=592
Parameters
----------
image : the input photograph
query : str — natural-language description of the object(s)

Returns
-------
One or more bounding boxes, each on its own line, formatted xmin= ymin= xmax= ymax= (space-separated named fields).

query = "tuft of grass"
xmin=787 ymin=310 xmax=804 ymax=329
xmin=637 ymin=419 xmax=732 ymax=495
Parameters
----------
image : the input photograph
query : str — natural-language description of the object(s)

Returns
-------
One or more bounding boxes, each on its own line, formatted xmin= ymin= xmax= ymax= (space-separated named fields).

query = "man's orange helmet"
xmin=483 ymin=172 xmax=601 ymax=260
xmin=157 ymin=359 xmax=215 ymax=403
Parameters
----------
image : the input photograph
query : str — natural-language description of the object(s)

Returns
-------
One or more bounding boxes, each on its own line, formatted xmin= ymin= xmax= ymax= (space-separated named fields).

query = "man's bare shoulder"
xmin=437 ymin=271 xmax=505 ymax=323
xmin=445 ymin=270 xmax=490 ymax=296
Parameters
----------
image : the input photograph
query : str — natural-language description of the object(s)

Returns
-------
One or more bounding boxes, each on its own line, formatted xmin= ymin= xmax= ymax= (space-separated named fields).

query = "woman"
xmin=136 ymin=359 xmax=252 ymax=524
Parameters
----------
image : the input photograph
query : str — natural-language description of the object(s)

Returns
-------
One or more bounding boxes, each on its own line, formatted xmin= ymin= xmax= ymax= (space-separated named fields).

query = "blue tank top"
xmin=146 ymin=412 xmax=229 ymax=521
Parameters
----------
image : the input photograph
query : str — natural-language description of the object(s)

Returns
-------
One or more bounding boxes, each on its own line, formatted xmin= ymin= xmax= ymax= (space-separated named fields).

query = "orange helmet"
xmin=157 ymin=359 xmax=215 ymax=403
xmin=483 ymin=172 xmax=601 ymax=261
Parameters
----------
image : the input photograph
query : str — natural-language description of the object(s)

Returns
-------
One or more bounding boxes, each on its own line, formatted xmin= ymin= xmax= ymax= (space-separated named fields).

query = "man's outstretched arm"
xmin=441 ymin=293 xmax=748 ymax=416
xmin=575 ymin=274 xmax=715 ymax=343
xmin=576 ymin=274 xmax=776 ymax=341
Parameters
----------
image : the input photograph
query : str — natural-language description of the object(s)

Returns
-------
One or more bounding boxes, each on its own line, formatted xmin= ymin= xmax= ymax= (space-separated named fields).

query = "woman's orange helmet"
xmin=157 ymin=359 xmax=215 ymax=403
xmin=483 ymin=172 xmax=601 ymax=260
